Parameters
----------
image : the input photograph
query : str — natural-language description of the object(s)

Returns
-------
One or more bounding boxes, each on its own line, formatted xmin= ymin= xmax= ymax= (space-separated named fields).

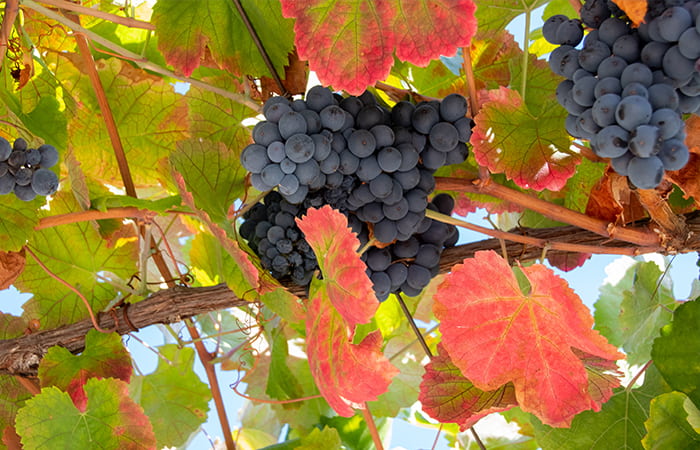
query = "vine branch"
xmin=36 ymin=0 xmax=155 ymax=30
xmin=0 ymin=0 xmax=19 ymax=64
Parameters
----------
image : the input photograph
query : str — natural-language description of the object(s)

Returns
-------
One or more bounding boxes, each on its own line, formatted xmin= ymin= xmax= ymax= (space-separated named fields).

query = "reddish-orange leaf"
xmin=546 ymin=251 xmax=591 ymax=272
xmin=433 ymin=251 xmax=623 ymax=427
xmin=616 ymin=0 xmax=647 ymax=25
xmin=296 ymin=205 xmax=377 ymax=327
xmin=419 ymin=343 xmax=517 ymax=430
xmin=472 ymin=87 xmax=578 ymax=191
xmin=281 ymin=0 xmax=477 ymax=95
xmin=393 ymin=0 xmax=476 ymax=66
xmin=306 ymin=294 xmax=399 ymax=416
xmin=574 ymin=348 xmax=621 ymax=405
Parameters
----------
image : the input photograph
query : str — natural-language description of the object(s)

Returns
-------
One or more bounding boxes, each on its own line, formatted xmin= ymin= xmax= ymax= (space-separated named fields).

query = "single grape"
xmin=25 ymin=148 xmax=41 ymax=166
xmin=406 ymin=264 xmax=432 ymax=290
xmin=348 ymin=129 xmax=377 ymax=157
xmin=278 ymin=111 xmax=308 ymax=139
xmin=356 ymin=155 xmax=382 ymax=182
xmin=305 ymin=85 xmax=335 ymax=112
xmin=597 ymin=55 xmax=627 ymax=78
xmin=627 ymin=156 xmax=665 ymax=189
xmin=428 ymin=122 xmax=459 ymax=152
xmin=370 ymin=271 xmax=392 ymax=301
xmin=0 ymin=173 xmax=15 ymax=195
xmin=620 ymin=63 xmax=653 ymax=87
xmin=615 ymin=95 xmax=652 ymax=131
xmin=679 ymin=28 xmax=700 ymax=59
xmin=369 ymin=173 xmax=394 ymax=199
xmin=658 ymin=138 xmax=690 ymax=171
xmin=412 ymin=104 xmax=440 ymax=134
xmin=612 ymin=33 xmax=641 ymax=63
xmin=319 ymin=105 xmax=346 ymax=131
xmin=543 ymin=15 xmax=569 ymax=44
xmin=598 ymin=17 xmax=629 ymax=46
xmin=377 ymin=146 xmax=402 ymax=172
xmin=593 ymin=125 xmax=629 ymax=158
xmin=301 ymin=109 xmax=322 ymax=134
xmin=572 ymin=76 xmax=598 ymax=107
xmin=252 ymin=121 xmax=282 ymax=146
xmin=650 ymin=108 xmax=683 ymax=140
xmin=374 ymin=218 xmax=398 ymax=243
xmin=14 ymin=183 xmax=36 ymax=201
xmin=662 ymin=46 xmax=696 ymax=81
xmin=356 ymin=105 xmax=385 ymax=129
xmin=657 ymin=6 xmax=692 ymax=42
xmin=261 ymin=164 xmax=284 ymax=187
xmin=629 ymin=125 xmax=661 ymax=158
xmin=592 ymin=93 xmax=621 ymax=127
xmin=285 ymin=133 xmax=315 ymax=163
xmin=648 ymin=83 xmax=680 ymax=110
xmin=641 ymin=41 xmax=670 ymax=69
xmin=439 ymin=93 xmax=468 ymax=121
xmin=0 ymin=137 xmax=11 ymax=161
xmin=611 ymin=151 xmax=634 ymax=176
xmin=14 ymin=167 xmax=32 ymax=186
xmin=241 ymin=144 xmax=269 ymax=173
xmin=578 ymin=40 xmax=611 ymax=72
xmin=594 ymin=77 xmax=622 ymax=99
xmin=370 ymin=125 xmax=395 ymax=148
xmin=13 ymin=138 xmax=27 ymax=151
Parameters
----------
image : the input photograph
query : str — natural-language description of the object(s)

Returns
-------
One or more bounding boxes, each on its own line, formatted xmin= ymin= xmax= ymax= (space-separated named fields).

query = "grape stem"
xmin=397 ymin=294 xmax=433 ymax=358
xmin=461 ymin=46 xmax=480 ymax=115
xmin=362 ymin=403 xmax=385 ymax=450
xmin=436 ymin=177 xmax=661 ymax=247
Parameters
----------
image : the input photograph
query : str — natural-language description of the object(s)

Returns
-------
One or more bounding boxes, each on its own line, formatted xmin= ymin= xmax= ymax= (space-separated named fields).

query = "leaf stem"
xmin=435 ymin=177 xmax=661 ymax=247
xmin=626 ymin=360 xmax=653 ymax=392
xmin=35 ymin=207 xmax=156 ymax=230
xmin=231 ymin=382 xmax=323 ymax=404
xmin=35 ymin=0 xmax=155 ymax=29
xmin=15 ymin=375 xmax=40 ymax=395
xmin=362 ymin=403 xmax=385 ymax=450
xmin=461 ymin=46 xmax=479 ymax=115
xmin=470 ymin=427 xmax=487 ymax=450
xmin=521 ymin=9 xmax=531 ymax=101
xmin=229 ymin=0 xmax=287 ymax=96
xmin=397 ymin=294 xmax=433 ymax=358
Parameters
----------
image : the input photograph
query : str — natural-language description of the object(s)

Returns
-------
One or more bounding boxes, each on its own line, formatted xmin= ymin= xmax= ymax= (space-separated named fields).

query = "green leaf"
xmin=129 ymin=345 xmax=210 ymax=448
xmin=509 ymin=52 xmax=563 ymax=116
xmin=686 ymin=396 xmax=700 ymax=434
xmin=297 ymin=426 xmax=342 ymax=450
xmin=594 ymin=260 xmax=636 ymax=347
xmin=266 ymin=329 xmax=304 ymax=401
xmin=15 ymin=378 xmax=156 ymax=450
xmin=38 ymin=329 xmax=132 ymax=391
xmin=475 ymin=0 xmax=548 ymax=34
xmin=320 ymin=414 xmax=391 ymax=450
xmin=562 ymin=159 xmax=607 ymax=213
xmin=17 ymin=193 xmax=138 ymax=329
xmin=68 ymin=58 xmax=188 ymax=187
xmin=643 ymin=392 xmax=700 ymax=449
xmin=0 ymin=195 xmax=40 ymax=252
xmin=472 ymin=86 xmax=576 ymax=191
xmin=620 ymin=261 xmax=676 ymax=365
xmin=170 ymin=138 xmax=244 ymax=224
xmin=652 ymin=299 xmax=700 ymax=408
xmin=532 ymin=364 xmax=670 ymax=449
xmin=152 ymin=0 xmax=294 ymax=77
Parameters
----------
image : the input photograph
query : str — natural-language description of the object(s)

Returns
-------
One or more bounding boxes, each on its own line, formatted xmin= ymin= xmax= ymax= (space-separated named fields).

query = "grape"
xmin=662 ymin=46 xmax=696 ymax=81
xmin=263 ymin=96 xmax=290 ymax=115
xmin=14 ymin=167 xmax=32 ymax=186
xmin=261 ymin=164 xmax=284 ymax=186
xmin=428 ymin=122 xmax=459 ymax=151
xmin=648 ymin=83 xmax=680 ymax=110
xmin=629 ymin=125 xmax=661 ymax=157
xmin=620 ymin=63 xmax=653 ymax=87
xmin=370 ymin=125 xmax=395 ymax=148
xmin=650 ymin=108 xmax=683 ymax=139
xmin=680 ymin=73 xmax=700 ymax=97
xmin=369 ymin=173 xmax=394 ymax=199
xmin=627 ymin=156 xmax=665 ymax=189
xmin=394 ymin=167 xmax=421 ymax=190
xmin=417 ymin=169 xmax=436 ymax=192
xmin=348 ymin=129 xmax=377 ymax=157
xmin=319 ymin=105 xmax=346 ymax=132
xmin=267 ymin=141 xmax=286 ymax=163
xmin=599 ymin=18 xmax=629 ymax=46
xmin=556 ymin=19 xmax=584 ymax=45
xmin=597 ymin=56 xmax=628 ymax=78
xmin=578 ymin=41 xmax=611 ymax=72
xmin=319 ymin=151 xmax=340 ymax=174
xmin=421 ymin=146 xmax=447 ymax=170
xmin=356 ymin=155 xmax=382 ymax=182
xmin=294 ymin=159 xmax=321 ymax=185
xmin=578 ymin=109 xmax=601 ymax=134
xmin=0 ymin=173 xmax=14 ymax=195
xmin=454 ymin=117 xmax=473 ymax=143
xmin=340 ymin=96 xmax=363 ymax=116
xmin=0 ymin=137 xmax=11 ymax=161
xmin=374 ymin=219 xmax=398 ymax=243
xmin=592 ymin=93 xmax=621 ymax=127
xmin=280 ymin=158 xmax=296 ymax=174
xmin=593 ymin=125 xmax=629 ymax=158
xmin=615 ymin=95 xmax=652 ymax=131
xmin=406 ymin=264 xmax=431 ymax=290
xmin=658 ymin=6 xmax=692 ymax=42
xmin=283 ymin=133 xmax=314 ymax=163
xmin=291 ymin=99 xmax=307 ymax=112
xmin=338 ymin=149 xmax=360 ymax=175
xmin=679 ymin=92 xmax=700 ymax=114
xmin=306 ymin=85 xmax=335 ymax=112
xmin=12 ymin=138 xmax=27 ymax=151
xmin=377 ymin=146 xmax=402 ymax=172
xmin=641 ymin=41 xmax=670 ymax=69
xmin=370 ymin=272 xmax=392 ymax=301
xmin=415 ymin=244 xmax=441 ymax=267
xmin=14 ymin=184 xmax=36 ymax=201
xmin=383 ymin=198 xmax=409 ymax=221
xmin=0 ymin=162 xmax=7 ymax=177
xmin=391 ymin=101 xmax=415 ymax=128
xmin=356 ymin=105 xmax=385 ymax=129
xmin=573 ymin=76 xmax=598 ymax=107
xmin=250 ymin=173 xmax=272 ymax=192
xmin=580 ymin=0 xmax=610 ymax=28
xmin=658 ymin=138 xmax=690 ymax=170
xmin=241 ymin=144 xmax=269 ymax=173
xmin=622 ymin=82 xmax=649 ymax=98
xmin=595 ymin=77 xmax=622 ymax=98
xmin=8 ymin=151 xmax=26 ymax=168
xmin=300 ymin=110 xmax=322 ymax=134
xmin=386 ymin=263 xmax=408 ymax=289
xmin=278 ymin=111 xmax=308 ymax=139
xmin=440 ymin=93 xmax=468 ymax=121
xmin=366 ymin=247 xmax=392 ymax=272
xmin=543 ymin=15 xmax=568 ymax=43
xmin=566 ymin=114 xmax=587 ymax=139
xmin=445 ymin=142 xmax=469 ymax=165
xmin=253 ymin=121 xmax=282 ymax=146
xmin=549 ymin=45 xmax=574 ymax=76
xmin=611 ymin=151 xmax=634 ymax=176
xmin=264 ymin=102 xmax=293 ymax=123
xmin=559 ymin=49 xmax=582 ymax=79
xmin=311 ymin=133 xmax=332 ymax=161
xmin=432 ymin=193 xmax=455 ymax=215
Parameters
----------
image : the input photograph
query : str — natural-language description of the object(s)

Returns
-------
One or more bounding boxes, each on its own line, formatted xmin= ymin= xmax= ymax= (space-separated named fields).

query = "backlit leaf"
xmin=652 ymin=299 xmax=700 ymax=408
xmin=15 ymin=378 xmax=156 ymax=449
xmin=297 ymin=426 xmax=343 ymax=450
xmin=616 ymin=0 xmax=646 ymax=26
xmin=0 ymin=250 xmax=25 ymax=290
xmin=281 ymin=0 xmax=476 ymax=95
xmin=305 ymin=293 xmax=398 ymax=416
xmin=38 ymin=330 xmax=131 ymax=394
xmin=475 ymin=0 xmax=548 ymax=34
xmin=472 ymin=87 xmax=577 ymax=191
xmin=296 ymin=205 xmax=377 ymax=326
xmin=419 ymin=343 xmax=517 ymax=430
xmin=642 ymin=392 xmax=700 ymax=449
xmin=129 ymin=345 xmax=210 ymax=448
xmin=434 ymin=250 xmax=623 ymax=426
xmin=152 ymin=0 xmax=294 ymax=77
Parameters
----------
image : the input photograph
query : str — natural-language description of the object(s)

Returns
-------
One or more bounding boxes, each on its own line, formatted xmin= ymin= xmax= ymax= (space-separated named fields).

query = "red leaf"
xmin=419 ymin=343 xmax=517 ymax=430
xmin=546 ymin=252 xmax=592 ymax=272
xmin=472 ymin=87 xmax=578 ymax=191
xmin=296 ymin=205 xmax=377 ymax=327
xmin=281 ymin=0 xmax=477 ymax=95
xmin=433 ymin=251 xmax=623 ymax=427
xmin=393 ymin=0 xmax=476 ymax=66
xmin=574 ymin=348 xmax=621 ymax=405
xmin=306 ymin=294 xmax=399 ymax=416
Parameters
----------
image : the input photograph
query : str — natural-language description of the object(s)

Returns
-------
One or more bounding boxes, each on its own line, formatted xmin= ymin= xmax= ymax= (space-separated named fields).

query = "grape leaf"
xmin=38 ymin=330 xmax=131 ymax=394
xmin=281 ymin=0 xmax=476 ymax=95
xmin=616 ymin=0 xmax=646 ymax=26
xmin=0 ymin=195 xmax=40 ymax=252
xmin=266 ymin=329 xmax=304 ymax=402
xmin=305 ymin=294 xmax=398 ymax=417
xmin=297 ymin=426 xmax=343 ymax=450
xmin=546 ymin=251 xmax=591 ymax=272
xmin=652 ymin=299 xmax=700 ymax=408
xmin=434 ymin=250 xmax=623 ymax=426
xmin=472 ymin=87 xmax=577 ymax=191
xmin=419 ymin=343 xmax=517 ymax=430
xmin=643 ymin=392 xmax=700 ymax=448
xmin=532 ymin=364 xmax=670 ymax=449
xmin=129 ymin=345 xmax=211 ymax=448
xmin=17 ymin=193 xmax=138 ymax=329
xmin=475 ymin=0 xmax=548 ymax=34
xmin=594 ymin=260 xmax=636 ymax=348
xmin=15 ymin=378 xmax=156 ymax=449
xmin=152 ymin=0 xmax=294 ymax=77
xmin=296 ymin=205 xmax=377 ymax=326
xmin=619 ymin=261 xmax=676 ymax=365
xmin=0 ymin=250 xmax=24 ymax=290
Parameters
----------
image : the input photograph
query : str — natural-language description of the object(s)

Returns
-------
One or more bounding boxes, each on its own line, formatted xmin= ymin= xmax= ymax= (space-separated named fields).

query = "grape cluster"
xmin=0 ymin=137 xmax=59 ymax=201
xmin=240 ymin=86 xmax=471 ymax=300
xmin=545 ymin=0 xmax=700 ymax=189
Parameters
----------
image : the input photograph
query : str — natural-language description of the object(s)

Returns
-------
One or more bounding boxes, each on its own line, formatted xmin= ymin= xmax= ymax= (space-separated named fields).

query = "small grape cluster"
xmin=240 ymin=86 xmax=471 ymax=300
xmin=0 ymin=137 xmax=59 ymax=201
xmin=545 ymin=0 xmax=700 ymax=189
